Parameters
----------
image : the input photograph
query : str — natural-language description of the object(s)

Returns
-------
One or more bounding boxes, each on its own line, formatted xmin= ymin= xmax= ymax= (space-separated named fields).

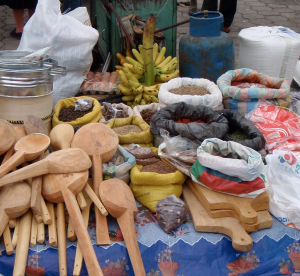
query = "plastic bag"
xmin=265 ymin=150 xmax=300 ymax=229
xmin=107 ymin=115 xmax=153 ymax=145
xmin=158 ymin=77 xmax=223 ymax=109
xmin=52 ymin=96 xmax=101 ymax=127
xmin=18 ymin=1 xmax=99 ymax=104
xmin=102 ymin=146 xmax=136 ymax=183
xmin=197 ymin=138 xmax=264 ymax=181
xmin=156 ymin=195 xmax=188 ymax=233
xmin=246 ymin=104 xmax=300 ymax=152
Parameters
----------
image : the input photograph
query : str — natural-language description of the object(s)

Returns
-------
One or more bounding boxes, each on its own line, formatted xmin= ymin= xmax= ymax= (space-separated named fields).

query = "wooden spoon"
xmin=0 ymin=182 xmax=31 ymax=237
xmin=72 ymin=122 xmax=118 ymax=245
xmin=99 ymin=178 xmax=146 ymax=276
xmin=0 ymin=148 xmax=92 ymax=187
xmin=0 ymin=119 xmax=15 ymax=155
xmin=0 ymin=133 xmax=50 ymax=178
xmin=43 ymin=172 xmax=103 ymax=276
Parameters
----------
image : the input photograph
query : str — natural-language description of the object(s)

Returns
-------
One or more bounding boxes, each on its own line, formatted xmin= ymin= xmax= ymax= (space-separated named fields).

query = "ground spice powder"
xmin=141 ymin=160 xmax=177 ymax=174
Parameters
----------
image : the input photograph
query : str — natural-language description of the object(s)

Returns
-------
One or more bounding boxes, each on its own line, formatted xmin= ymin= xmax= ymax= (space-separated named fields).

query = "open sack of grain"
xmin=158 ymin=77 xmax=223 ymax=110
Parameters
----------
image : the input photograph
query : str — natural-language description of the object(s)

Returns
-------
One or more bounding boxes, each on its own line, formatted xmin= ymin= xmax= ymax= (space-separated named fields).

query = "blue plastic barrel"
xmin=179 ymin=11 xmax=234 ymax=82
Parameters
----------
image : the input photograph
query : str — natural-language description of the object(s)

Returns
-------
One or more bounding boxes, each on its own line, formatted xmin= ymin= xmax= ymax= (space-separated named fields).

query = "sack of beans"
xmin=102 ymin=146 xmax=136 ymax=183
xmin=130 ymin=160 xmax=186 ymax=212
xmin=158 ymin=77 xmax=223 ymax=110
xmin=133 ymin=103 xmax=161 ymax=125
xmin=107 ymin=115 xmax=153 ymax=145
xmin=52 ymin=96 xmax=102 ymax=127
xmin=100 ymin=102 xmax=133 ymax=123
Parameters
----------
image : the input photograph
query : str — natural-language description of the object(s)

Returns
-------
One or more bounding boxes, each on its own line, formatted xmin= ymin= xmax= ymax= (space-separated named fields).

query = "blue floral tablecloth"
xmin=0 ymin=202 xmax=300 ymax=276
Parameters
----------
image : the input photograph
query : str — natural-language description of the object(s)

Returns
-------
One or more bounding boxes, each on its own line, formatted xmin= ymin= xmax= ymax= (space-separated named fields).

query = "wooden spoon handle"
xmin=84 ymin=184 xmax=108 ymax=216
xmin=30 ymin=216 xmax=37 ymax=247
xmin=9 ymin=219 xmax=17 ymax=229
xmin=73 ymin=198 xmax=92 ymax=276
xmin=77 ymin=192 xmax=87 ymax=210
xmin=62 ymin=188 xmax=103 ymax=276
xmin=31 ymin=176 xmax=42 ymax=217
xmin=67 ymin=216 xmax=77 ymax=242
xmin=13 ymin=211 xmax=32 ymax=276
xmin=57 ymin=203 xmax=67 ymax=276
xmin=3 ymin=224 xmax=14 ymax=255
xmin=117 ymin=211 xmax=146 ymax=276
xmin=12 ymin=220 xmax=19 ymax=248
xmin=41 ymin=197 xmax=52 ymax=225
xmin=47 ymin=202 xmax=57 ymax=247
xmin=0 ymin=150 xmax=25 ymax=178
xmin=0 ymin=210 xmax=9 ymax=237
xmin=93 ymin=153 xmax=110 ymax=245
xmin=0 ymin=159 xmax=49 ymax=187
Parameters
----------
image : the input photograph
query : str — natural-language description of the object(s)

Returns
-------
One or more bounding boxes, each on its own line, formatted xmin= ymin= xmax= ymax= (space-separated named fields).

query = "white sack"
xmin=238 ymin=26 xmax=300 ymax=84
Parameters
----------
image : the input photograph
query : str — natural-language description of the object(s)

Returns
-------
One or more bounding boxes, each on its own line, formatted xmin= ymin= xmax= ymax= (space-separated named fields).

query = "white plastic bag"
xmin=265 ymin=150 xmax=300 ymax=229
xmin=158 ymin=77 xmax=223 ymax=110
xmin=197 ymin=138 xmax=264 ymax=181
xmin=133 ymin=103 xmax=161 ymax=119
xmin=238 ymin=26 xmax=300 ymax=84
xmin=18 ymin=0 xmax=99 ymax=104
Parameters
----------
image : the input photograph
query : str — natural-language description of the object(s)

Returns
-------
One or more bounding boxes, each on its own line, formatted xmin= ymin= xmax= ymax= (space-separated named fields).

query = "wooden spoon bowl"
xmin=15 ymin=133 xmax=50 ymax=160
xmin=0 ymin=119 xmax=15 ymax=155
xmin=42 ymin=172 xmax=89 ymax=203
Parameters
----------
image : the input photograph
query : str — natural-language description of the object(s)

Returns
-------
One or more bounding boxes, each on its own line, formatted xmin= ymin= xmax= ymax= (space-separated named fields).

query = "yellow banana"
xmin=144 ymin=89 xmax=158 ymax=96
xmin=159 ymin=57 xmax=178 ymax=74
xmin=155 ymin=46 xmax=166 ymax=66
xmin=134 ymin=92 xmax=143 ymax=104
xmin=157 ymin=69 xmax=179 ymax=82
xmin=115 ymin=65 xmax=123 ymax=70
xmin=140 ymin=99 xmax=146 ymax=105
xmin=117 ymin=70 xmax=128 ymax=85
xmin=128 ymin=79 xmax=141 ymax=89
xmin=118 ymin=83 xmax=132 ymax=96
xmin=144 ymin=83 xmax=162 ymax=92
xmin=157 ymin=56 xmax=172 ymax=68
xmin=138 ymin=45 xmax=144 ymax=57
xmin=116 ymin=53 xmax=126 ymax=65
xmin=136 ymin=85 xmax=144 ymax=94
xmin=122 ymin=95 xmax=135 ymax=102
xmin=143 ymin=93 xmax=158 ymax=103
xmin=122 ymin=66 xmax=140 ymax=83
xmin=123 ymin=62 xmax=134 ymax=71
xmin=153 ymin=43 xmax=159 ymax=62
xmin=132 ymin=49 xmax=144 ymax=65
xmin=126 ymin=56 xmax=143 ymax=68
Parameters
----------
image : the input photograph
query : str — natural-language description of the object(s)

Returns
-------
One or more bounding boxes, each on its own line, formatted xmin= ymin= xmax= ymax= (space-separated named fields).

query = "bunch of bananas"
xmin=116 ymin=43 xmax=179 ymax=107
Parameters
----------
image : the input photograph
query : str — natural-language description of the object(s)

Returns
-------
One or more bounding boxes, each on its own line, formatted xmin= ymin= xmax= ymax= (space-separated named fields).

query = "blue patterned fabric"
xmin=0 ymin=202 xmax=300 ymax=276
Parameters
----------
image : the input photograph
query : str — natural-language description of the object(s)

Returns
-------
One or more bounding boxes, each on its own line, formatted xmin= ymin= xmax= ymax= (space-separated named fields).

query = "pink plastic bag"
xmin=247 ymin=104 xmax=300 ymax=152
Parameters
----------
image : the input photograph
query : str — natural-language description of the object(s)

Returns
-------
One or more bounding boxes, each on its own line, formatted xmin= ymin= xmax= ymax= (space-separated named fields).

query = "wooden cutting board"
xmin=183 ymin=186 xmax=253 ymax=252
xmin=188 ymin=181 xmax=272 ymax=232
xmin=187 ymin=180 xmax=269 ymax=224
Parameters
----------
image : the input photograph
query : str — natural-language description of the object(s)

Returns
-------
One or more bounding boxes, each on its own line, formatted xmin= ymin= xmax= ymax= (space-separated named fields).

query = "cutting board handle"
xmin=118 ymin=211 xmax=146 ymax=276
xmin=0 ymin=150 xmax=25 ymax=178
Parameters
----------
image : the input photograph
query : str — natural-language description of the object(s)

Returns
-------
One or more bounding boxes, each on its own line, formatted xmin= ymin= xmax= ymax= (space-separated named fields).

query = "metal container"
xmin=179 ymin=11 xmax=234 ymax=83
xmin=0 ymin=50 xmax=65 ymax=129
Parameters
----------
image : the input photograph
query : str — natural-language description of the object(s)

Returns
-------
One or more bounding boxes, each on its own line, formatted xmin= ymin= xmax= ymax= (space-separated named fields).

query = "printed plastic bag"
xmin=190 ymin=138 xmax=266 ymax=197
xmin=246 ymin=104 xmax=300 ymax=152
xmin=265 ymin=150 xmax=300 ymax=229
xmin=158 ymin=77 xmax=223 ymax=109
xmin=18 ymin=0 xmax=99 ymax=104
xmin=100 ymin=103 xmax=133 ymax=123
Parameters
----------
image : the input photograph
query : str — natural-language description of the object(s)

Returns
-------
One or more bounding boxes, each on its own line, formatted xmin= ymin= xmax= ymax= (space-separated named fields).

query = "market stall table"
xmin=0 ymin=201 xmax=299 ymax=275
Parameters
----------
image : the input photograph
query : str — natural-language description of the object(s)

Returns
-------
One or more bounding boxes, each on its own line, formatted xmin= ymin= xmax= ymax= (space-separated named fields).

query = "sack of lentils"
xmin=107 ymin=115 xmax=153 ymax=145
xmin=52 ymin=96 xmax=101 ymax=127
xmin=130 ymin=160 xmax=186 ymax=212
xmin=133 ymin=103 xmax=161 ymax=125
xmin=158 ymin=77 xmax=223 ymax=110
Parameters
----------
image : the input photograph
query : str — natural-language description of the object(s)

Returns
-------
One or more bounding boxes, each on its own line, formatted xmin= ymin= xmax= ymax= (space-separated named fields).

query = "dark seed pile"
xmin=58 ymin=106 xmax=93 ymax=122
